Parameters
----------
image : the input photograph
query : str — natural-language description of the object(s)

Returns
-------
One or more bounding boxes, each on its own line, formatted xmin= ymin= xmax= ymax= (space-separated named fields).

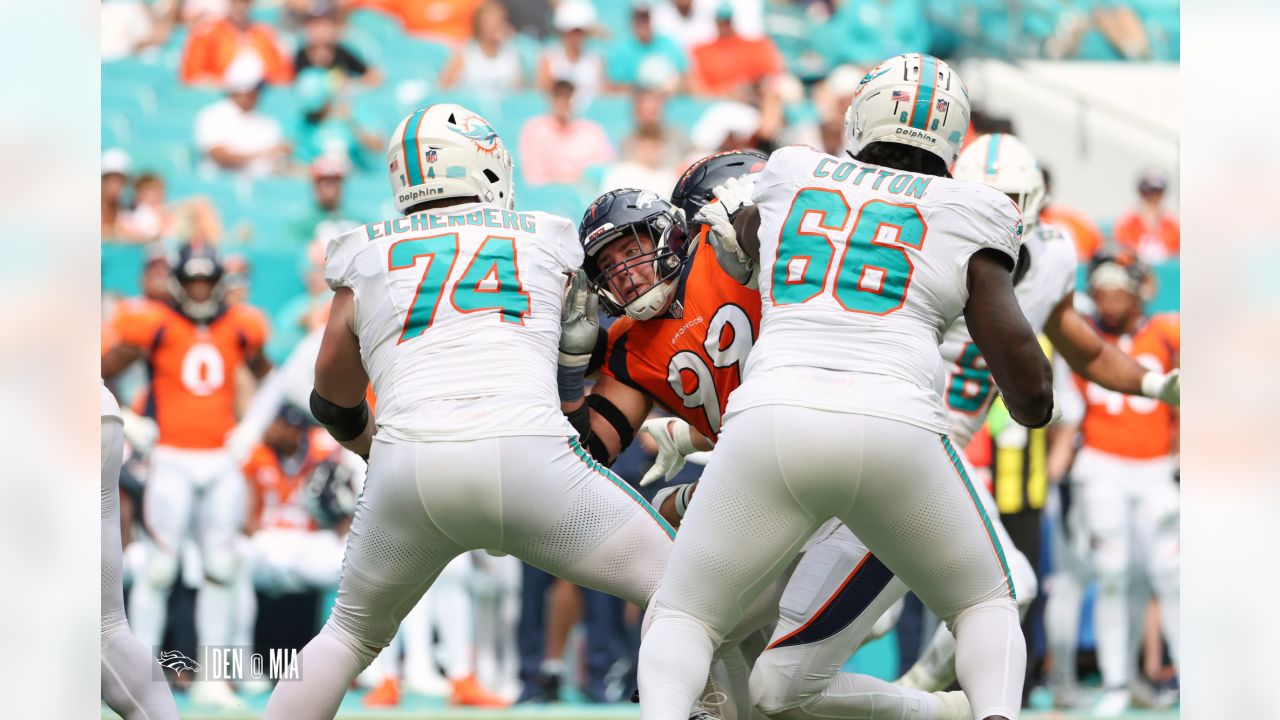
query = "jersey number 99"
xmin=771 ymin=188 xmax=925 ymax=315
xmin=389 ymin=233 xmax=531 ymax=343
xmin=665 ymin=304 xmax=753 ymax=436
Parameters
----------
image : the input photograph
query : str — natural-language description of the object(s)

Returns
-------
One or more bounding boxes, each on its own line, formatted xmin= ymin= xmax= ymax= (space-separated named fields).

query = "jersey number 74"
xmin=771 ymin=188 xmax=925 ymax=315
xmin=388 ymin=233 xmax=532 ymax=343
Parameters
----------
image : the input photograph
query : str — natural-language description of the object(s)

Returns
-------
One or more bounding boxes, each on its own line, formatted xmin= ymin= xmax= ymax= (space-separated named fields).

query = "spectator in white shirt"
xmin=194 ymin=53 xmax=290 ymax=179
xmin=536 ymin=0 xmax=609 ymax=104
xmin=652 ymin=0 xmax=764 ymax=53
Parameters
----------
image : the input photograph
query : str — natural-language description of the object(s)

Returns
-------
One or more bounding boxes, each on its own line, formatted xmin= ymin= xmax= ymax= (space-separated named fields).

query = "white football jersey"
xmin=940 ymin=223 xmax=1078 ymax=446
xmin=728 ymin=145 xmax=1023 ymax=434
xmin=325 ymin=202 xmax=582 ymax=442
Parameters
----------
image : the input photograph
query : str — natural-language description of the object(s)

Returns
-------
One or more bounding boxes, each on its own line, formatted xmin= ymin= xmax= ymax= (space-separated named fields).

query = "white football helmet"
xmin=954 ymin=133 xmax=1047 ymax=233
xmin=843 ymin=53 xmax=971 ymax=169
xmin=386 ymin=104 xmax=515 ymax=214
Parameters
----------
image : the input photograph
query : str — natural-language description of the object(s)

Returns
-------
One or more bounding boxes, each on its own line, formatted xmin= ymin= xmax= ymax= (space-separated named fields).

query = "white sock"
xmin=263 ymin=631 xmax=366 ymax=719
xmin=952 ymin=598 xmax=1025 ymax=719
xmin=102 ymin=621 xmax=181 ymax=720
xmin=638 ymin=611 xmax=716 ymax=720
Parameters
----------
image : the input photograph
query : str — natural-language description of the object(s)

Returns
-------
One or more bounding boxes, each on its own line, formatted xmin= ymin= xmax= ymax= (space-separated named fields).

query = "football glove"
xmin=1141 ymin=368 xmax=1180 ymax=406
xmin=693 ymin=174 xmax=759 ymax=288
xmin=638 ymin=417 xmax=701 ymax=486
xmin=559 ymin=269 xmax=600 ymax=369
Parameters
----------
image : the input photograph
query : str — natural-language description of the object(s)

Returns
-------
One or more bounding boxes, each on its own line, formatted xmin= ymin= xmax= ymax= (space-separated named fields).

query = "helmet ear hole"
xmin=483 ymin=169 xmax=500 ymax=184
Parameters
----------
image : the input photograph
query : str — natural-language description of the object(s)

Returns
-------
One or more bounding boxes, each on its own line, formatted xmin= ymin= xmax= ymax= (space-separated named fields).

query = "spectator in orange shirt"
xmin=1113 ymin=168 xmax=1180 ymax=263
xmin=1040 ymin=166 xmax=1105 ymax=262
xmin=352 ymin=0 xmax=485 ymax=43
xmin=689 ymin=4 xmax=782 ymax=97
xmin=181 ymin=0 xmax=293 ymax=86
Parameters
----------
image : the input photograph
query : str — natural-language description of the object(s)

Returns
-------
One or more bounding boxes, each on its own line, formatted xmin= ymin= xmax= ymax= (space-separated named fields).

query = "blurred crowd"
xmin=101 ymin=0 xmax=1181 ymax=712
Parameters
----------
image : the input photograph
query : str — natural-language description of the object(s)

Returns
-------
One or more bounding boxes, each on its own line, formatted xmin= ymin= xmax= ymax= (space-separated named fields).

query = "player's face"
xmin=1091 ymin=286 xmax=1141 ymax=332
xmin=183 ymin=278 xmax=216 ymax=303
xmin=597 ymin=231 xmax=659 ymax=304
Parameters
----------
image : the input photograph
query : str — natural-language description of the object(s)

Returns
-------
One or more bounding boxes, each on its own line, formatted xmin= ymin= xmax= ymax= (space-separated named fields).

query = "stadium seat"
xmin=517 ymin=183 xmax=591 ymax=221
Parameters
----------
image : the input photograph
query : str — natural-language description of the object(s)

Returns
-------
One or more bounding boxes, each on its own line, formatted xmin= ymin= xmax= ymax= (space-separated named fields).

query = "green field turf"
xmin=103 ymin=689 xmax=1180 ymax=719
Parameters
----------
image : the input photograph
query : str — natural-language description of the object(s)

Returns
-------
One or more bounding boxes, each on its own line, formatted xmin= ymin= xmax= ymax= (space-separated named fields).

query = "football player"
xmin=893 ymin=133 xmax=1180 ymax=697
xmin=101 ymin=381 xmax=181 ymax=720
xmin=636 ymin=53 xmax=1053 ymax=720
xmin=102 ymin=242 xmax=271 ymax=708
xmin=262 ymin=104 xmax=674 ymax=719
xmin=1069 ymin=255 xmax=1179 ymax=716
xmin=560 ymin=153 xmax=971 ymax=720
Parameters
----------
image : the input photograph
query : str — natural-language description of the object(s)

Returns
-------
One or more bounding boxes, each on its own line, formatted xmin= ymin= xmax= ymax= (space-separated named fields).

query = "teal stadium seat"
xmin=517 ymin=183 xmax=591 ymax=221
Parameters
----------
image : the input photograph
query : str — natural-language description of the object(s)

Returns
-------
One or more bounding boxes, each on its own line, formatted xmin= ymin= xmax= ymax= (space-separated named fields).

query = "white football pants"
xmin=263 ymin=434 xmax=674 ymax=719
xmin=127 ymin=445 xmax=247 ymax=654
xmin=1073 ymin=448 xmax=1179 ymax=690
xmin=639 ymin=406 xmax=1024 ymax=720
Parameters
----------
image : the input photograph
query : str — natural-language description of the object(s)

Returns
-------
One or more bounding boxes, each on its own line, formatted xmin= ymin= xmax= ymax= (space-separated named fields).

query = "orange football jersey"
xmin=108 ymin=299 xmax=268 ymax=449
xmin=1076 ymin=313 xmax=1179 ymax=459
xmin=244 ymin=429 xmax=339 ymax=531
xmin=600 ymin=235 xmax=760 ymax=441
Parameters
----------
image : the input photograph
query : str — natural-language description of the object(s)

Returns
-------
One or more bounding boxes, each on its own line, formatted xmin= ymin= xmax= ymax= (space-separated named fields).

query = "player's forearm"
xmin=1071 ymin=341 xmax=1147 ymax=396
xmin=689 ymin=427 xmax=715 ymax=452
xmin=1046 ymin=422 xmax=1078 ymax=484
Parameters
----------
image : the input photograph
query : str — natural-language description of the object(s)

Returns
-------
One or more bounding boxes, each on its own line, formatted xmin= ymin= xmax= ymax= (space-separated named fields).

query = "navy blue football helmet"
xmin=578 ymin=189 xmax=690 ymax=320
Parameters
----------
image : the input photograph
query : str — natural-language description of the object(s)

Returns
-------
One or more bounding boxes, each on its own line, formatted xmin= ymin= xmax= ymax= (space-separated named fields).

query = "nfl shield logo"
xmin=936 ymin=98 xmax=950 ymax=113
xmin=425 ymin=149 xmax=438 ymax=163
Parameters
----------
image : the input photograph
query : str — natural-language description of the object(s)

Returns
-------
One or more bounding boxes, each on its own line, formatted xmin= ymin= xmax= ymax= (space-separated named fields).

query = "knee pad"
xmin=144 ymin=549 xmax=180 ymax=590
xmin=202 ymin=543 xmax=242 ymax=585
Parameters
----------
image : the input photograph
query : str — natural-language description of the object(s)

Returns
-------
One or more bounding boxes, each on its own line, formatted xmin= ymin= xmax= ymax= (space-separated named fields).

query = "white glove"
xmin=559 ymin=269 xmax=600 ymax=369
xmin=694 ymin=201 xmax=757 ymax=288
xmin=638 ymin=417 xmax=700 ymax=486
xmin=1141 ymin=368 xmax=1179 ymax=406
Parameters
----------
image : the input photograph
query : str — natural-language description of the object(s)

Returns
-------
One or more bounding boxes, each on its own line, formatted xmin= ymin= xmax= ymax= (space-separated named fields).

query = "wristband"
xmin=1140 ymin=370 xmax=1165 ymax=399
xmin=671 ymin=420 xmax=699 ymax=456
xmin=674 ymin=483 xmax=696 ymax=517
xmin=557 ymin=363 xmax=586 ymax=403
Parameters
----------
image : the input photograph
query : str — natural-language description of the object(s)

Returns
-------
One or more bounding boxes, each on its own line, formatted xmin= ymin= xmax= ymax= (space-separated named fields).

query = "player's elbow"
xmin=1003 ymin=357 xmax=1054 ymax=427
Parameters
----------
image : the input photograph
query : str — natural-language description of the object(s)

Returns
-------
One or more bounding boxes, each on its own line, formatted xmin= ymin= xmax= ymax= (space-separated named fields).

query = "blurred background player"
xmin=102 ymin=380 xmax=181 ymax=720
xmin=1071 ymin=255 xmax=1180 ymax=716
xmin=102 ymin=242 xmax=271 ymax=709
xmin=234 ymin=405 xmax=358 ymax=667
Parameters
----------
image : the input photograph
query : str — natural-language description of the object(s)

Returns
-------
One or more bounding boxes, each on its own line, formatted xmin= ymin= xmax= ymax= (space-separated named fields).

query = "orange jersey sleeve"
xmin=1076 ymin=313 xmax=1179 ymax=459
xmin=599 ymin=240 xmax=760 ymax=441
xmin=227 ymin=304 xmax=270 ymax=359
xmin=110 ymin=299 xmax=168 ymax=351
